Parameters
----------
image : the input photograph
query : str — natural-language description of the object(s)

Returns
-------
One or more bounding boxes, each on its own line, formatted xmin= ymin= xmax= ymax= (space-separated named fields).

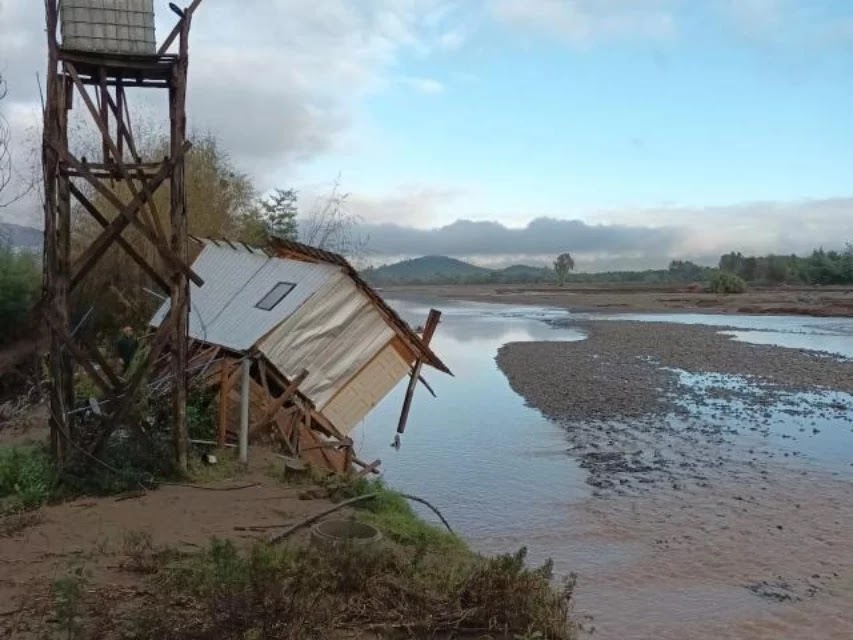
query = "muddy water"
xmin=353 ymin=300 xmax=853 ymax=640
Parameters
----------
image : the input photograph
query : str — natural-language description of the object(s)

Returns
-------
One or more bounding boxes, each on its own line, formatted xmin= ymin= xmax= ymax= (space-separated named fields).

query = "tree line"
xmin=718 ymin=247 xmax=853 ymax=285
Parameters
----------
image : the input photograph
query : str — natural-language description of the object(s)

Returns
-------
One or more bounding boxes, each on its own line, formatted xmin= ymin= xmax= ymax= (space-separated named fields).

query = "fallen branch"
xmin=270 ymin=491 xmax=454 ymax=544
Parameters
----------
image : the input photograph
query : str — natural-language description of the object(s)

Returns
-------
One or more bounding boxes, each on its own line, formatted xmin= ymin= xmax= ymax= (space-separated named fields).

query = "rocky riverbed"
xmin=497 ymin=320 xmax=853 ymax=493
xmin=496 ymin=319 xmax=853 ymax=639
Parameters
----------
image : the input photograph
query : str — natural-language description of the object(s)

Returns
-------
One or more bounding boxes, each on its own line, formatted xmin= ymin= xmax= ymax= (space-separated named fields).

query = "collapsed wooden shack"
xmin=149 ymin=237 xmax=452 ymax=474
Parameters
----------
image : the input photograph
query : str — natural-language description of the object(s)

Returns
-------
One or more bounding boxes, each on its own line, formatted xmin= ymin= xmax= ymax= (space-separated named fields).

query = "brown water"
xmin=354 ymin=299 xmax=853 ymax=639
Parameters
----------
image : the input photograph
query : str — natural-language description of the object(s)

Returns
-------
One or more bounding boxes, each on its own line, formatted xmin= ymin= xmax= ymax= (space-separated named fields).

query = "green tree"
xmin=553 ymin=253 xmax=575 ymax=285
xmin=0 ymin=245 xmax=40 ymax=347
xmin=261 ymin=188 xmax=299 ymax=241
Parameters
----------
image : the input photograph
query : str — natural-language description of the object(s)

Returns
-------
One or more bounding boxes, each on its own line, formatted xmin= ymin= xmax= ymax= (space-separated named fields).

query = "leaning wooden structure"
xmin=41 ymin=1 xmax=203 ymax=470
xmin=148 ymin=237 xmax=452 ymax=475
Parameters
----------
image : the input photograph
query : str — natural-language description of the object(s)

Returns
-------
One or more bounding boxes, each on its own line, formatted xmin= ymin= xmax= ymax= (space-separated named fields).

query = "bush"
xmin=142 ymin=537 xmax=576 ymax=639
xmin=0 ymin=247 xmax=41 ymax=347
xmin=709 ymin=271 xmax=747 ymax=294
xmin=0 ymin=445 xmax=56 ymax=513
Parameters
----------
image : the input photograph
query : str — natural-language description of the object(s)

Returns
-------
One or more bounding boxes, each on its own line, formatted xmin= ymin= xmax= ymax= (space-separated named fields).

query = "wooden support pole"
xmin=239 ymin=357 xmax=251 ymax=466
xmin=217 ymin=361 xmax=232 ymax=448
xmin=169 ymin=10 xmax=193 ymax=473
xmin=397 ymin=309 xmax=441 ymax=436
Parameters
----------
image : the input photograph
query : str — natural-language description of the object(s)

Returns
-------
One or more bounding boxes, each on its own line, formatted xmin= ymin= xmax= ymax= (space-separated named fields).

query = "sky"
xmin=1 ymin=0 xmax=852 ymax=269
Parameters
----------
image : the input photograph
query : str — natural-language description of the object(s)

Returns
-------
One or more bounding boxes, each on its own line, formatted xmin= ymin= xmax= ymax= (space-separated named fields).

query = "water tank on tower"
xmin=61 ymin=0 xmax=156 ymax=55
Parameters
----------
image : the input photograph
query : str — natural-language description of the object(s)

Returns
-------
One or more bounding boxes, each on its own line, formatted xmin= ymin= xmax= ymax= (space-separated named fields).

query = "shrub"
xmin=709 ymin=271 xmax=747 ymax=294
xmin=144 ymin=537 xmax=576 ymax=639
xmin=0 ymin=445 xmax=56 ymax=513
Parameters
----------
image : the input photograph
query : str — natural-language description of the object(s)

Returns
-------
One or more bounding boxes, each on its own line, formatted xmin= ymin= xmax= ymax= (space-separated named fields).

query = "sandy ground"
xmin=0 ymin=424 xmax=339 ymax=638
xmin=385 ymin=283 xmax=853 ymax=316
xmin=496 ymin=320 xmax=853 ymax=639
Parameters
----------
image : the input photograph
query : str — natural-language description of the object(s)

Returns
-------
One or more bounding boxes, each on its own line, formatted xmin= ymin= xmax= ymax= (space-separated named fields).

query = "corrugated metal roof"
xmin=151 ymin=240 xmax=340 ymax=351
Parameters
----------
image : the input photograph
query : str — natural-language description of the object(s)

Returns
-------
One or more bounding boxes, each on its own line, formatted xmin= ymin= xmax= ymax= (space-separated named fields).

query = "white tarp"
xmin=258 ymin=274 xmax=395 ymax=408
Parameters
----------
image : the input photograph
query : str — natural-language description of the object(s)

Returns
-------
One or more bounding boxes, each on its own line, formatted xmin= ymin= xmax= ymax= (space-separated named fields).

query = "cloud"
xmin=360 ymin=216 xmax=683 ymax=261
xmin=351 ymin=197 xmax=853 ymax=270
xmin=0 ymin=1 xmax=459 ymax=171
xmin=401 ymin=76 xmax=446 ymax=94
xmin=487 ymin=0 xmax=678 ymax=44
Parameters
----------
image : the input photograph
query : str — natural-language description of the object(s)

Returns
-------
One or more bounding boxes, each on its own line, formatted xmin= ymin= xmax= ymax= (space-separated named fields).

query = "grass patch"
xmin=186 ymin=448 xmax=244 ymax=484
xmin=334 ymin=476 xmax=465 ymax=552
xmin=0 ymin=444 xmax=56 ymax=514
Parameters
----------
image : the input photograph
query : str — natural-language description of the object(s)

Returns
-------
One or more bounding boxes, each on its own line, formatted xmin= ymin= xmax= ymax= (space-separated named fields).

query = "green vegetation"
xmin=137 ymin=528 xmax=574 ymax=639
xmin=0 ymin=245 xmax=40 ymax=347
xmin=0 ymin=445 xmax=55 ymax=513
xmin=719 ymin=247 xmax=853 ymax=285
xmin=709 ymin=271 xmax=748 ymax=294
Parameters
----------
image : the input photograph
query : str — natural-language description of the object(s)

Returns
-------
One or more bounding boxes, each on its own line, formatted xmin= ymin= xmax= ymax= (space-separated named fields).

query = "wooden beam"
xmin=259 ymin=369 xmax=309 ymax=428
xmin=69 ymin=183 xmax=169 ymax=291
xmin=397 ymin=309 xmax=441 ymax=435
xmin=65 ymin=152 xmax=178 ymax=289
xmin=158 ymin=0 xmax=204 ymax=55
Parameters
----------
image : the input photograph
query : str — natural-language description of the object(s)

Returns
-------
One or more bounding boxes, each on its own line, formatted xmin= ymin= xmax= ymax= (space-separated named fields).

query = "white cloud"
xmin=487 ymin=0 xmax=678 ymax=44
xmin=401 ymin=76 xmax=446 ymax=94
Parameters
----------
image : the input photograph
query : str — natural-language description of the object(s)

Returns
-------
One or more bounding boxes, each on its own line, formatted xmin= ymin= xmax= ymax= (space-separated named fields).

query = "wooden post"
xmin=169 ymin=16 xmax=191 ymax=473
xmin=239 ymin=357 xmax=251 ymax=465
xmin=217 ymin=362 xmax=232 ymax=448
xmin=396 ymin=309 xmax=441 ymax=436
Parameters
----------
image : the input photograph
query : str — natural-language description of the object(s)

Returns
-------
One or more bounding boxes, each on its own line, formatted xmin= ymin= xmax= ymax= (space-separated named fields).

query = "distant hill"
xmin=0 ymin=222 xmax=42 ymax=253
xmin=363 ymin=255 xmax=555 ymax=285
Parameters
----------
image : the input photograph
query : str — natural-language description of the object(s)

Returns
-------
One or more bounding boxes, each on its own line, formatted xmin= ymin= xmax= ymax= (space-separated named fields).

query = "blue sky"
xmin=296 ymin=1 xmax=853 ymax=227
xmin=2 ymin=0 xmax=852 ymax=267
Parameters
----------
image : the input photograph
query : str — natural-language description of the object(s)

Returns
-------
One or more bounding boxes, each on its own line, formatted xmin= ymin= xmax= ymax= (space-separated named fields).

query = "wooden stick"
xmin=397 ymin=309 xmax=441 ymax=435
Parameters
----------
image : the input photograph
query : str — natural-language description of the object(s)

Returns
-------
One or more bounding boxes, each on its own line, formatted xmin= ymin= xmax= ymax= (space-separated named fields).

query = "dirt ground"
xmin=384 ymin=283 xmax=853 ymax=317
xmin=0 ymin=422 xmax=341 ymax=638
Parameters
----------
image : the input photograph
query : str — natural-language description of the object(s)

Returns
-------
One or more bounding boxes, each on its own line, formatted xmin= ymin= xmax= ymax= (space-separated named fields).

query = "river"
xmin=353 ymin=298 xmax=853 ymax=639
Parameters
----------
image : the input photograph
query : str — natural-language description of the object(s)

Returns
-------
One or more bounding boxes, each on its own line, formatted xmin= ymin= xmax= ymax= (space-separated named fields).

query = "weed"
xmin=53 ymin=565 xmax=90 ymax=640
xmin=0 ymin=445 xmax=56 ymax=513
xmin=123 ymin=530 xmax=161 ymax=574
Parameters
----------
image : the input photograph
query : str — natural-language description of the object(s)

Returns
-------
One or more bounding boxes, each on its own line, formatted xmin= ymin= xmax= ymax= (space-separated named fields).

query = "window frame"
xmin=254 ymin=281 xmax=297 ymax=311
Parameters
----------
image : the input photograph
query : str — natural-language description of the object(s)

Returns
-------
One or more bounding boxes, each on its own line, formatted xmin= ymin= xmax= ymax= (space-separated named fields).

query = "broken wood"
xmin=397 ymin=309 xmax=441 ymax=435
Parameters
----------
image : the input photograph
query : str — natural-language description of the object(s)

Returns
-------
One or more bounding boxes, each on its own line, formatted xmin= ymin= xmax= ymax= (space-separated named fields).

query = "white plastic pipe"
xmin=239 ymin=356 xmax=251 ymax=465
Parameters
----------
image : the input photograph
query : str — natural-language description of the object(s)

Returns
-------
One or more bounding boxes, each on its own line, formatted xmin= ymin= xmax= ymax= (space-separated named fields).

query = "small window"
xmin=255 ymin=282 xmax=296 ymax=311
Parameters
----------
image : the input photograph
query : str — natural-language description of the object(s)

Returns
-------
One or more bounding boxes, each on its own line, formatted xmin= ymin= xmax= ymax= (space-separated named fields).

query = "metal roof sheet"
xmin=151 ymin=240 xmax=340 ymax=351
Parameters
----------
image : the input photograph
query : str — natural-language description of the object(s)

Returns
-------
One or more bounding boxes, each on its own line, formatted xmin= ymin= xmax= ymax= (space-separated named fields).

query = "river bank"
xmin=384 ymin=283 xmax=853 ymax=317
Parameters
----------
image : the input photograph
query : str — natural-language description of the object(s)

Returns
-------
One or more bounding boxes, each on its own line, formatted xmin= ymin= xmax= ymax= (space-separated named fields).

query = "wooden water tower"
xmin=42 ymin=1 xmax=205 ymax=471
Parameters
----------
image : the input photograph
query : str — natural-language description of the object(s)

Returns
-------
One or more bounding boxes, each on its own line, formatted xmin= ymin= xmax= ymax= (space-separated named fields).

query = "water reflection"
xmin=353 ymin=298 xmax=590 ymax=545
